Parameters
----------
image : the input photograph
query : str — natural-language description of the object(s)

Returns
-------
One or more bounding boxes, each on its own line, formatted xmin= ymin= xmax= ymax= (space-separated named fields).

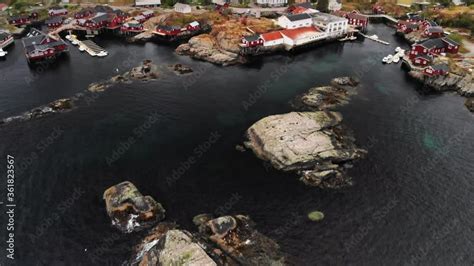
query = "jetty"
xmin=359 ymin=32 xmax=390 ymax=45
xmin=81 ymin=40 xmax=107 ymax=57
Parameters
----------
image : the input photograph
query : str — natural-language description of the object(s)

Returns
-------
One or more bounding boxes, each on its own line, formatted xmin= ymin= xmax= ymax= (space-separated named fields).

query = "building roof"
xmin=49 ymin=6 xmax=67 ymax=11
xmin=419 ymin=38 xmax=445 ymax=49
xmin=294 ymin=2 xmax=312 ymax=8
xmin=261 ymin=31 xmax=283 ymax=41
xmin=135 ymin=15 xmax=146 ymax=20
xmin=425 ymin=20 xmax=437 ymax=26
xmin=442 ymin=37 xmax=459 ymax=46
xmin=0 ymin=32 xmax=11 ymax=40
xmin=280 ymin=26 xmax=319 ymax=40
xmin=311 ymin=12 xmax=346 ymax=23
xmin=291 ymin=6 xmax=309 ymax=14
xmin=9 ymin=14 xmax=29 ymax=20
xmin=285 ymin=13 xmax=312 ymax=22
xmin=427 ymin=26 xmax=443 ymax=33
xmin=174 ymin=3 xmax=191 ymax=9
xmin=346 ymin=12 xmax=368 ymax=22
xmin=243 ymin=34 xmax=261 ymax=42
xmin=189 ymin=21 xmax=199 ymax=27
xmin=431 ymin=63 xmax=449 ymax=72
xmin=22 ymin=28 xmax=48 ymax=47
xmin=407 ymin=23 xmax=419 ymax=29
xmin=91 ymin=12 xmax=110 ymax=23
xmin=46 ymin=16 xmax=63 ymax=24
xmin=142 ymin=10 xmax=154 ymax=15
xmin=94 ymin=5 xmax=113 ymax=13
xmin=124 ymin=21 xmax=142 ymax=27
xmin=415 ymin=53 xmax=432 ymax=61
xmin=332 ymin=10 xmax=347 ymax=17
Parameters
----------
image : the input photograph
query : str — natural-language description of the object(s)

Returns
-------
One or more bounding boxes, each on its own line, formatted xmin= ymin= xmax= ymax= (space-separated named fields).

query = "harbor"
xmin=66 ymin=34 xmax=108 ymax=57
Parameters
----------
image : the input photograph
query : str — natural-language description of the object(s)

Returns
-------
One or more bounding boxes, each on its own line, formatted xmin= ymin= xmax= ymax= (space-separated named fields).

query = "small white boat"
xmin=382 ymin=57 xmax=388 ymax=63
xmin=65 ymin=35 xmax=71 ymax=40
xmin=386 ymin=54 xmax=393 ymax=64
xmin=78 ymin=46 xmax=85 ymax=52
xmin=0 ymin=49 xmax=7 ymax=57
xmin=96 ymin=51 xmax=108 ymax=57
xmin=371 ymin=34 xmax=379 ymax=39
xmin=393 ymin=55 xmax=400 ymax=63
xmin=395 ymin=47 xmax=401 ymax=53
xmin=71 ymin=40 xmax=79 ymax=45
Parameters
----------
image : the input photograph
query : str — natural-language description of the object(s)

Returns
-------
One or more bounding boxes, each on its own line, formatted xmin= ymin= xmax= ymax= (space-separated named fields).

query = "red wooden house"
xmin=155 ymin=25 xmax=182 ymax=36
xmin=397 ymin=20 xmax=419 ymax=34
xmin=424 ymin=64 xmax=449 ymax=76
xmin=21 ymin=28 xmax=68 ymax=63
xmin=423 ymin=26 xmax=444 ymax=38
xmin=46 ymin=16 xmax=63 ymax=29
xmin=134 ymin=15 xmax=147 ymax=23
xmin=346 ymin=11 xmax=368 ymax=28
xmin=406 ymin=14 xmax=423 ymax=23
xmin=409 ymin=37 xmax=459 ymax=58
xmin=411 ymin=54 xmax=432 ymax=66
xmin=75 ymin=8 xmax=94 ymax=19
xmin=0 ymin=32 xmax=14 ymax=49
xmin=120 ymin=21 xmax=144 ymax=33
xmin=372 ymin=4 xmax=384 ymax=14
xmin=241 ymin=34 xmax=263 ymax=47
xmin=8 ymin=15 xmax=31 ymax=26
xmin=81 ymin=13 xmax=109 ymax=29
xmin=186 ymin=21 xmax=200 ymax=31
xmin=421 ymin=20 xmax=437 ymax=29
xmin=141 ymin=10 xmax=154 ymax=19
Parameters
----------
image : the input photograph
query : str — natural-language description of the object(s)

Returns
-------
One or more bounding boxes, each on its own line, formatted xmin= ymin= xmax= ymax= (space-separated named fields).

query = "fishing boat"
xmin=0 ymin=48 xmax=7 ymax=58
xmin=393 ymin=55 xmax=400 ymax=63
xmin=386 ymin=54 xmax=393 ymax=64
xmin=96 ymin=51 xmax=108 ymax=57
xmin=78 ymin=46 xmax=85 ymax=52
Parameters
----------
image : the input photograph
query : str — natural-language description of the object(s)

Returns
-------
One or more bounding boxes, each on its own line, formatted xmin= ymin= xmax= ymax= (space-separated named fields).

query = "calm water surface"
xmin=0 ymin=24 xmax=473 ymax=265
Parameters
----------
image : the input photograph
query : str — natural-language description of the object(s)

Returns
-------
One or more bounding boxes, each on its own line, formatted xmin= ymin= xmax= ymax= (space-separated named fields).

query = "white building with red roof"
xmin=280 ymin=26 xmax=326 ymax=48
xmin=261 ymin=31 xmax=284 ymax=47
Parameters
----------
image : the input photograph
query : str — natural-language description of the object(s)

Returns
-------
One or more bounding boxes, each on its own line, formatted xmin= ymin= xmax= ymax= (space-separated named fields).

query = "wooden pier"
xmin=81 ymin=40 xmax=107 ymax=57
xmin=359 ymin=32 xmax=390 ymax=45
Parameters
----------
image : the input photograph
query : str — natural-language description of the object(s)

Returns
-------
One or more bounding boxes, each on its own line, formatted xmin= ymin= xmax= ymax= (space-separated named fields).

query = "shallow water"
xmin=0 ymin=24 xmax=473 ymax=265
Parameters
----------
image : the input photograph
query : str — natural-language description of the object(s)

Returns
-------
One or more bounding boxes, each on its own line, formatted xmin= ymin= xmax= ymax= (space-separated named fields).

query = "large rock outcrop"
xmin=176 ymin=35 xmax=239 ymax=66
xmin=103 ymin=181 xmax=165 ymax=233
xmin=136 ymin=229 xmax=217 ymax=266
xmin=245 ymin=78 xmax=366 ymax=188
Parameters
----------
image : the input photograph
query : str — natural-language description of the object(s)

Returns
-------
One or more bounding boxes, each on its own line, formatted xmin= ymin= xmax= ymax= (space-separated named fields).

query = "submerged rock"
xmin=200 ymin=214 xmax=286 ymax=265
xmin=169 ymin=63 xmax=193 ymax=75
xmin=292 ymin=77 xmax=359 ymax=111
xmin=103 ymin=181 xmax=165 ymax=233
xmin=307 ymin=211 xmax=324 ymax=221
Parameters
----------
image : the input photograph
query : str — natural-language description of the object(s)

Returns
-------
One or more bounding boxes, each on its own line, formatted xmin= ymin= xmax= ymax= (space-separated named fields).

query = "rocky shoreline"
xmin=176 ymin=35 xmax=241 ymax=66
xmin=408 ymin=70 xmax=474 ymax=112
xmin=102 ymin=181 xmax=286 ymax=265
xmin=245 ymin=77 xmax=366 ymax=189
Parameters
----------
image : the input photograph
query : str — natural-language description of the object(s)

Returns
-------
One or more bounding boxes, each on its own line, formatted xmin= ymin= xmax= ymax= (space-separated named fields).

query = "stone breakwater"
xmin=101 ymin=181 xmax=285 ymax=265
xmin=245 ymin=77 xmax=366 ymax=189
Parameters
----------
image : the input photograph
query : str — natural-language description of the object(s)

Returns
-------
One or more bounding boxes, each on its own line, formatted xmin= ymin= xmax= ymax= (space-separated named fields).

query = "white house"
xmin=135 ymin=0 xmax=161 ymax=6
xmin=277 ymin=13 xmax=312 ymax=29
xmin=256 ymin=0 xmax=288 ymax=7
xmin=310 ymin=12 xmax=348 ymax=38
xmin=328 ymin=0 xmax=342 ymax=11
xmin=174 ymin=3 xmax=192 ymax=13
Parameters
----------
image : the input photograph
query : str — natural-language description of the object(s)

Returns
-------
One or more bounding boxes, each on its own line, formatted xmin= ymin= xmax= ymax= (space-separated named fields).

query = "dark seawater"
xmin=0 ymin=24 xmax=473 ymax=265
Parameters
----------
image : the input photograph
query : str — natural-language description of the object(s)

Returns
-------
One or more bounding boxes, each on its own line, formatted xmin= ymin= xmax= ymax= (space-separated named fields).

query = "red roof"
xmin=292 ymin=6 xmax=308 ymax=14
xmin=261 ymin=31 xmax=283 ymax=41
xmin=280 ymin=26 xmax=319 ymax=40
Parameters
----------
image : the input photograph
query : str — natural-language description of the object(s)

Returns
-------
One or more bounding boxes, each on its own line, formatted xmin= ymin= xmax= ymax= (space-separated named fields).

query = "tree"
xmin=317 ymin=0 xmax=329 ymax=12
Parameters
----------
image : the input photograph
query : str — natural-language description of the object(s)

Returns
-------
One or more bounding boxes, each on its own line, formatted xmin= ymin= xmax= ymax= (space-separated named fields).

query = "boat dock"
xmin=67 ymin=34 xmax=107 ymax=57
xmin=359 ymin=32 xmax=390 ymax=45
xmin=81 ymin=40 xmax=107 ymax=57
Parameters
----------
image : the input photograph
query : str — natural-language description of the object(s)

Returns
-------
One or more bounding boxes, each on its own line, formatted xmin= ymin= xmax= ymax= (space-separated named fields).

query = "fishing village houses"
xmin=21 ymin=28 xmax=68 ymax=63
xmin=332 ymin=10 xmax=368 ymax=31
xmin=241 ymin=7 xmax=349 ymax=53
xmin=0 ymin=32 xmax=14 ymax=49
